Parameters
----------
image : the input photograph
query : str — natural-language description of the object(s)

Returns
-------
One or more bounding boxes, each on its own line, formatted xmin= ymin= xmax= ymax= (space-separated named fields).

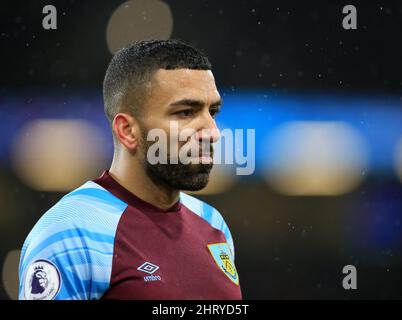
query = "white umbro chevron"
xmin=137 ymin=262 xmax=159 ymax=274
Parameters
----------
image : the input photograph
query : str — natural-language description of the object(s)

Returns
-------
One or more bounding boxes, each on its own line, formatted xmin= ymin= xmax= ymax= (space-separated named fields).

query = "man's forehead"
xmin=152 ymin=68 xmax=218 ymax=92
xmin=143 ymin=68 xmax=221 ymax=110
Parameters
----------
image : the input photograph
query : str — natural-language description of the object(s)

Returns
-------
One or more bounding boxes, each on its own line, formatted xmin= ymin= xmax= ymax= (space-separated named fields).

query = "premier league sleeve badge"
xmin=23 ymin=259 xmax=62 ymax=300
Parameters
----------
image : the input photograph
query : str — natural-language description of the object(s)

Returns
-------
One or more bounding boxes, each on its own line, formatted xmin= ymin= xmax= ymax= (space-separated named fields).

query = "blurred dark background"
xmin=0 ymin=0 xmax=402 ymax=299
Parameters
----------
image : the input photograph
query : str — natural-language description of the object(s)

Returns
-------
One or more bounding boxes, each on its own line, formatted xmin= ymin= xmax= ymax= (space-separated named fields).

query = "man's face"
xmin=138 ymin=68 xmax=221 ymax=191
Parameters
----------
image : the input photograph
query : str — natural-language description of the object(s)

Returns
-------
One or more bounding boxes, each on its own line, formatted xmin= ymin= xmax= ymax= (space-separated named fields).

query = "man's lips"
xmin=190 ymin=147 xmax=214 ymax=163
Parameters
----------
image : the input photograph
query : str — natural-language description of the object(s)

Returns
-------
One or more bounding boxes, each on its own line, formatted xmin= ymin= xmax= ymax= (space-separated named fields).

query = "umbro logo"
xmin=137 ymin=262 xmax=161 ymax=282
xmin=137 ymin=262 xmax=159 ymax=274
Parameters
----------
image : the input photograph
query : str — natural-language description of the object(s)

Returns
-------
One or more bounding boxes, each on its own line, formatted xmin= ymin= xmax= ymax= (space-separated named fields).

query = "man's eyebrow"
xmin=169 ymin=98 xmax=223 ymax=108
xmin=210 ymin=99 xmax=223 ymax=107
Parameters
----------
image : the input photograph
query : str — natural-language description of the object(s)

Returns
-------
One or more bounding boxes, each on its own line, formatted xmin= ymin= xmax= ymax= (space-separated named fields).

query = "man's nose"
xmin=195 ymin=112 xmax=221 ymax=143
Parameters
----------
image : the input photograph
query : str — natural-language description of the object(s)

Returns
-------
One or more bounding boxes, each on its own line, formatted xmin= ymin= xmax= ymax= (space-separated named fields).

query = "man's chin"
xmin=186 ymin=162 xmax=213 ymax=174
xmin=177 ymin=172 xmax=210 ymax=191
xmin=144 ymin=161 xmax=212 ymax=191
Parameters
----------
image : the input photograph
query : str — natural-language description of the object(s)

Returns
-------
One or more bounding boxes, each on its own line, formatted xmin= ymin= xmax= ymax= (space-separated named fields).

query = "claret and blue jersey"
xmin=18 ymin=170 xmax=242 ymax=300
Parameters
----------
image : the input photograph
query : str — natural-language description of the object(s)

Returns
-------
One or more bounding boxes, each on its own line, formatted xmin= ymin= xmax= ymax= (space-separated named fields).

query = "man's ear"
xmin=112 ymin=112 xmax=141 ymax=151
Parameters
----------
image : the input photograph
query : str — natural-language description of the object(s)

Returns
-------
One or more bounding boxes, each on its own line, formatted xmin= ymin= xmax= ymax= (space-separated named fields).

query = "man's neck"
xmin=109 ymin=157 xmax=180 ymax=211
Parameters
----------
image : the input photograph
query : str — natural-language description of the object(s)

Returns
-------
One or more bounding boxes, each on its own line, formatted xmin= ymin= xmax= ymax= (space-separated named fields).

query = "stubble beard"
xmin=138 ymin=127 xmax=213 ymax=191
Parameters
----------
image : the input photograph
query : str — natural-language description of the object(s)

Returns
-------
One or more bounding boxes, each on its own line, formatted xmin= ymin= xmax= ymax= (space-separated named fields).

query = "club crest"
xmin=207 ymin=243 xmax=239 ymax=285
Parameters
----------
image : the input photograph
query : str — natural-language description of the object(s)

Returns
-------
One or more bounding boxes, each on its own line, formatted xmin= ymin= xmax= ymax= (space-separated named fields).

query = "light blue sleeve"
xmin=18 ymin=187 xmax=127 ymax=300
xmin=19 ymin=219 xmax=116 ymax=300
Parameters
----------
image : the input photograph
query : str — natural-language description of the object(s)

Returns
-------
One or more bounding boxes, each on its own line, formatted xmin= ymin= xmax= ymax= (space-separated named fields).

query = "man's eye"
xmin=175 ymin=109 xmax=194 ymax=117
xmin=210 ymin=108 xmax=220 ymax=118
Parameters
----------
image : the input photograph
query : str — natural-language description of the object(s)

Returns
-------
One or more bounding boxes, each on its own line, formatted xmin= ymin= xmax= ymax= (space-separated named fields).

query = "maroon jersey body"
xmin=95 ymin=171 xmax=242 ymax=299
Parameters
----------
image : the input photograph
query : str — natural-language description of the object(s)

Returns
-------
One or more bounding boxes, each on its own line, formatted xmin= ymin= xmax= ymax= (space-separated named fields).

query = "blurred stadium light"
xmin=106 ymin=0 xmax=173 ymax=54
xmin=11 ymin=119 xmax=109 ymax=192
xmin=263 ymin=121 xmax=369 ymax=196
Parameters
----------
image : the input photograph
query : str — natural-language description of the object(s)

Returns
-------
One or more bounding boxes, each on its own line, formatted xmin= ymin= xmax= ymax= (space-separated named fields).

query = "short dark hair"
xmin=103 ymin=39 xmax=212 ymax=124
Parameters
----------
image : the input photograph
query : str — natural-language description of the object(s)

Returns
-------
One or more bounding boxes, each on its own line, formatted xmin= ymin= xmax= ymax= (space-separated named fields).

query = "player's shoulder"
xmin=23 ymin=180 xmax=128 ymax=246
xmin=19 ymin=180 xmax=127 ymax=271
xmin=179 ymin=191 xmax=235 ymax=255
xmin=61 ymin=180 xmax=128 ymax=215
xmin=19 ymin=180 xmax=126 ymax=299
